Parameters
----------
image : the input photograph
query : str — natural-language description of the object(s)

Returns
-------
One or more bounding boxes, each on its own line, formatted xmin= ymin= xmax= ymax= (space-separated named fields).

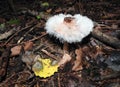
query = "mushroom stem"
xmin=63 ymin=42 xmax=69 ymax=54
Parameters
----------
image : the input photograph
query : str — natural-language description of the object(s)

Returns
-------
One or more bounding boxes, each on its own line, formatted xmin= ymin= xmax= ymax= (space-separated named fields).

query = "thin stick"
xmin=0 ymin=29 xmax=15 ymax=40
xmin=5 ymin=25 xmax=33 ymax=44
xmin=41 ymin=49 xmax=58 ymax=60
xmin=58 ymin=73 xmax=61 ymax=87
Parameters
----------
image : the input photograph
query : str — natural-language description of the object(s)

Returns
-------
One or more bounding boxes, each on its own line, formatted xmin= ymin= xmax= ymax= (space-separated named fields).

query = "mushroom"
xmin=45 ymin=14 xmax=94 ymax=53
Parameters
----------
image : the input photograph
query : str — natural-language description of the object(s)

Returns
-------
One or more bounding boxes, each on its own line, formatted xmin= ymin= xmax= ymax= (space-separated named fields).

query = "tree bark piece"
xmin=92 ymin=28 xmax=120 ymax=49
xmin=0 ymin=29 xmax=15 ymax=40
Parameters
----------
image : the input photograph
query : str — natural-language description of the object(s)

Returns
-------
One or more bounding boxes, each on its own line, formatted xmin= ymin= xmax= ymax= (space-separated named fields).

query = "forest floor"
xmin=0 ymin=0 xmax=120 ymax=87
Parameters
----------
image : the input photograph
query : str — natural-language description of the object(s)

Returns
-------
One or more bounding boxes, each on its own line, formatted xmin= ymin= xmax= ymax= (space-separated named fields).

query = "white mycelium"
xmin=45 ymin=14 xmax=94 ymax=43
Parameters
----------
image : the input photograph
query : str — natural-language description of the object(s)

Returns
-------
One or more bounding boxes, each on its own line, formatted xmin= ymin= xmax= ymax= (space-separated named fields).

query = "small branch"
xmin=101 ymin=72 xmax=120 ymax=80
xmin=41 ymin=49 xmax=58 ymax=60
xmin=0 ymin=29 xmax=15 ymax=40
xmin=5 ymin=25 xmax=33 ymax=44
xmin=92 ymin=27 xmax=120 ymax=49
xmin=29 ymin=32 xmax=47 ymax=42
xmin=58 ymin=73 xmax=61 ymax=87
xmin=17 ymin=26 xmax=35 ymax=44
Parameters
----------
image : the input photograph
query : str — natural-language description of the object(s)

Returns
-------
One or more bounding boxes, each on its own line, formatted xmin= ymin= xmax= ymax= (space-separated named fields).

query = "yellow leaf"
xmin=32 ymin=58 xmax=58 ymax=78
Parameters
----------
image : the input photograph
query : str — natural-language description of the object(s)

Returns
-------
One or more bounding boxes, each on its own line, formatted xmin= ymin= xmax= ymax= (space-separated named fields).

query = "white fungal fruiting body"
xmin=45 ymin=14 xmax=94 ymax=43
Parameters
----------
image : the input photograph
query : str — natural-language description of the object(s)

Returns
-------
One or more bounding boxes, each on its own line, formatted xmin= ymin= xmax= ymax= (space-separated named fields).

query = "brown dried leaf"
xmin=11 ymin=41 xmax=33 ymax=56
xmin=72 ymin=48 xmax=83 ymax=71
xmin=24 ymin=41 xmax=33 ymax=51
xmin=55 ymin=7 xmax=62 ymax=13
xmin=46 ymin=9 xmax=52 ymax=13
xmin=11 ymin=45 xmax=22 ymax=56
xmin=58 ymin=53 xmax=72 ymax=67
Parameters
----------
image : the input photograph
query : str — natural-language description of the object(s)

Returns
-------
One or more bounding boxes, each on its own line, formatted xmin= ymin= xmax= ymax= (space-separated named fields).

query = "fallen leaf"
xmin=0 ymin=23 xmax=5 ymax=29
xmin=7 ymin=19 xmax=20 ymax=25
xmin=46 ymin=9 xmax=52 ymax=13
xmin=72 ymin=48 xmax=83 ymax=71
xmin=22 ymin=51 xmax=37 ymax=69
xmin=24 ymin=41 xmax=33 ymax=51
xmin=41 ymin=2 xmax=49 ymax=7
xmin=11 ymin=45 xmax=22 ymax=56
xmin=11 ymin=41 xmax=33 ymax=56
xmin=32 ymin=58 xmax=58 ymax=78
xmin=55 ymin=7 xmax=62 ymax=13
xmin=36 ymin=15 xmax=41 ymax=20
xmin=58 ymin=53 xmax=72 ymax=67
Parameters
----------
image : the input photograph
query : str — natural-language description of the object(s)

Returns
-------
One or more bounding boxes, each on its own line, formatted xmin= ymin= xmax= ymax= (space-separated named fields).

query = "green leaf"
xmin=0 ymin=23 xmax=5 ymax=29
xmin=36 ymin=15 xmax=41 ymax=20
xmin=7 ymin=19 xmax=20 ymax=25
xmin=41 ymin=2 xmax=49 ymax=7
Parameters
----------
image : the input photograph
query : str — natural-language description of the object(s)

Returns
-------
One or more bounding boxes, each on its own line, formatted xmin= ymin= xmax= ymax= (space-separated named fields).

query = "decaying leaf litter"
xmin=0 ymin=0 xmax=120 ymax=87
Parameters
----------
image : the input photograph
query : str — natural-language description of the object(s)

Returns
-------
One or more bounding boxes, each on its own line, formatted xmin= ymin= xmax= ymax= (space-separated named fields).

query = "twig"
xmin=102 ymin=13 xmax=120 ymax=19
xmin=58 ymin=73 xmax=61 ymax=87
xmin=92 ymin=72 xmax=120 ymax=81
xmin=93 ymin=22 xmax=113 ymax=29
xmin=101 ymin=20 xmax=120 ymax=25
xmin=0 ymin=29 xmax=15 ymax=40
xmin=29 ymin=32 xmax=47 ymax=42
xmin=17 ymin=26 xmax=35 ymax=44
xmin=5 ymin=25 xmax=33 ymax=44
xmin=100 ymin=72 xmax=120 ymax=80
xmin=41 ymin=49 xmax=58 ymax=60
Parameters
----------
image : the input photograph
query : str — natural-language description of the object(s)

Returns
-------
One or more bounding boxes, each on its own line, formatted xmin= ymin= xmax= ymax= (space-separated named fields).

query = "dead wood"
xmin=5 ymin=25 xmax=33 ymax=44
xmin=0 ymin=29 xmax=15 ymax=40
xmin=100 ymin=72 xmax=120 ymax=80
xmin=92 ymin=27 xmax=120 ymax=49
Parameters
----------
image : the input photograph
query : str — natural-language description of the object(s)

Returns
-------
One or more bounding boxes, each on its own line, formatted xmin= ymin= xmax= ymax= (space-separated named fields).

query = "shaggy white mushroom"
xmin=45 ymin=14 xmax=94 ymax=70
xmin=45 ymin=14 xmax=94 ymax=43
